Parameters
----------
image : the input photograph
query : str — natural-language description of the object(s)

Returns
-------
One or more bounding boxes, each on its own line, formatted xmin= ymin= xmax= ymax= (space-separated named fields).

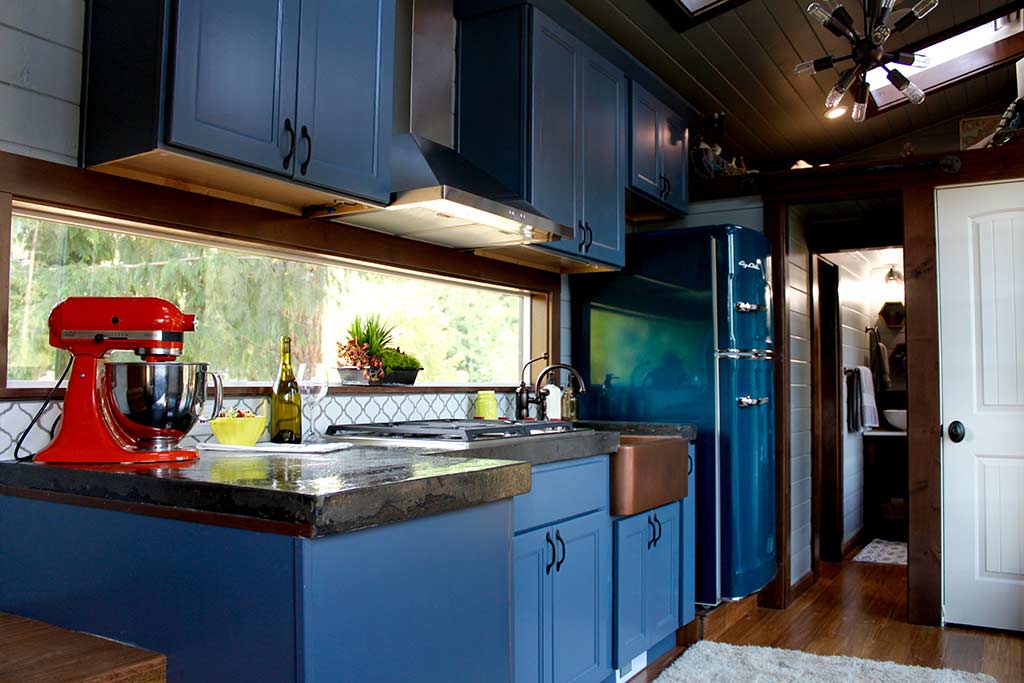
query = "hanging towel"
xmin=856 ymin=366 xmax=880 ymax=430
xmin=868 ymin=328 xmax=891 ymax=393
xmin=845 ymin=370 xmax=863 ymax=432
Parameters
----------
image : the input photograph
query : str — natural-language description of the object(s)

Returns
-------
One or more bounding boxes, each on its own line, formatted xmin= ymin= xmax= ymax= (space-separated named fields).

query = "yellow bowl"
xmin=209 ymin=415 xmax=267 ymax=447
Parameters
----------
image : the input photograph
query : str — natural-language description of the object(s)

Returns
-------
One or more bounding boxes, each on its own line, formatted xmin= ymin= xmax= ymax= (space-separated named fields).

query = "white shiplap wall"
xmin=787 ymin=211 xmax=813 ymax=586
xmin=822 ymin=251 xmax=872 ymax=546
xmin=0 ymin=0 xmax=84 ymax=165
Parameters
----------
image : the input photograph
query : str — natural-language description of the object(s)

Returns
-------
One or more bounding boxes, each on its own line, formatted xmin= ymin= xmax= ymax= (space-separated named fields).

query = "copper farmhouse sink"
xmin=610 ymin=435 xmax=689 ymax=516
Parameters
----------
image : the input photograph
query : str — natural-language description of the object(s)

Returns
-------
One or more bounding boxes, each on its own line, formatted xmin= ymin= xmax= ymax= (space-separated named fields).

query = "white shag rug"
xmin=654 ymin=641 xmax=997 ymax=683
xmin=853 ymin=538 xmax=907 ymax=565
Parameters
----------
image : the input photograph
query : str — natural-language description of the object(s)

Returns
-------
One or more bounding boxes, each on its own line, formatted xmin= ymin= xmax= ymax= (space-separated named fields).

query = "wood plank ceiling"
xmin=565 ymin=0 xmax=1022 ymax=169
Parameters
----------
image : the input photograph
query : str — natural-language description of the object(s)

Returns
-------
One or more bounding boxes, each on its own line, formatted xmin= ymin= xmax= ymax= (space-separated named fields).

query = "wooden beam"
xmin=0 ymin=193 xmax=10 ymax=389
xmin=903 ymin=184 xmax=942 ymax=626
xmin=758 ymin=197 xmax=791 ymax=610
xmin=0 ymin=151 xmax=559 ymax=294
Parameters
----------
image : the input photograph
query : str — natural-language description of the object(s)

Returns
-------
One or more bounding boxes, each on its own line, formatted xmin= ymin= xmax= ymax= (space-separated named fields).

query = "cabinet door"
xmin=646 ymin=502 xmax=680 ymax=642
xmin=629 ymin=82 xmax=661 ymax=199
xmin=530 ymin=11 xmax=580 ymax=236
xmin=613 ymin=513 xmax=651 ymax=668
xmin=659 ymin=106 xmax=688 ymax=213
xmin=579 ymin=48 xmax=626 ymax=267
xmin=551 ymin=511 xmax=612 ymax=683
xmin=514 ymin=526 xmax=555 ymax=683
xmin=295 ymin=0 xmax=394 ymax=202
xmin=171 ymin=0 xmax=299 ymax=175
xmin=680 ymin=444 xmax=696 ymax=626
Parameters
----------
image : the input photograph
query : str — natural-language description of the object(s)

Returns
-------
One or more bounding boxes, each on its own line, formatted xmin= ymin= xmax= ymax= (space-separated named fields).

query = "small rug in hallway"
xmin=654 ymin=642 xmax=997 ymax=683
xmin=853 ymin=538 xmax=907 ymax=565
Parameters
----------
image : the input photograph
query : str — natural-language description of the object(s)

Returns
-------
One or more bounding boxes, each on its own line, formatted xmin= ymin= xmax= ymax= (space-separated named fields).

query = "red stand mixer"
xmin=34 ymin=297 xmax=222 ymax=464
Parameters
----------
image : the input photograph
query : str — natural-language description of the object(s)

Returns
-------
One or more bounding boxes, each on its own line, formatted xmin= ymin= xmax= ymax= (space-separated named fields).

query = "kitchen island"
xmin=0 ymin=430 xmax=617 ymax=683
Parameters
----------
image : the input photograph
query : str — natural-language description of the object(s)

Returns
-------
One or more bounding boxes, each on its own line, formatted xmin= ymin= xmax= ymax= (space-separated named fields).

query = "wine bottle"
xmin=271 ymin=336 xmax=302 ymax=443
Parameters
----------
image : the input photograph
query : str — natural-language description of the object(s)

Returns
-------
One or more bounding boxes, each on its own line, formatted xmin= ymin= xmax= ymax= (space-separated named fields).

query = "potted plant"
xmin=336 ymin=315 xmax=423 ymax=385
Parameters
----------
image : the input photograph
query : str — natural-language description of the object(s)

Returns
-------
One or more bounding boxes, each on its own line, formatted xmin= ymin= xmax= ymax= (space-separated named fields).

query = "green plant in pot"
xmin=337 ymin=315 xmax=422 ymax=385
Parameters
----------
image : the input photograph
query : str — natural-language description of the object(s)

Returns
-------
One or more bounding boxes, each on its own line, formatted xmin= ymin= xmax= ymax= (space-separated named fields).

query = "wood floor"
xmin=642 ymin=560 xmax=1023 ymax=682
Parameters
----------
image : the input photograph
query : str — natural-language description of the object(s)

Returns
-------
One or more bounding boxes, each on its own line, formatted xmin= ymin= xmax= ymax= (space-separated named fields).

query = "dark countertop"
xmin=0 ymin=430 xmax=617 ymax=538
xmin=576 ymin=421 xmax=697 ymax=440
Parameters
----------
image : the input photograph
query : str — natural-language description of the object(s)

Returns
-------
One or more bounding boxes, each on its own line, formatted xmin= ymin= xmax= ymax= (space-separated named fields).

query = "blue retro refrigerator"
xmin=571 ymin=225 xmax=776 ymax=606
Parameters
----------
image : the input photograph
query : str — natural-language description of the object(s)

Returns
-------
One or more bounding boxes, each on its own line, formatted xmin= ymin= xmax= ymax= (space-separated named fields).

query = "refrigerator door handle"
xmin=737 ymin=395 xmax=770 ymax=408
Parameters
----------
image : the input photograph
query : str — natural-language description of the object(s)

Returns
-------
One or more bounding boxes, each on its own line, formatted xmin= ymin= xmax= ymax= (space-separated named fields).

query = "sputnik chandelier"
xmin=795 ymin=0 xmax=939 ymax=122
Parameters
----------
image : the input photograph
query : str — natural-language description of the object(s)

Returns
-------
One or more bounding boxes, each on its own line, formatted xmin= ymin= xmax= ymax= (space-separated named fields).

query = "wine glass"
xmin=297 ymin=363 xmax=329 ymax=443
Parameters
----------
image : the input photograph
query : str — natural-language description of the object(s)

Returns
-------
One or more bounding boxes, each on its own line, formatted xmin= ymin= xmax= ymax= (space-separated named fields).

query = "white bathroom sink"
xmin=883 ymin=409 xmax=907 ymax=431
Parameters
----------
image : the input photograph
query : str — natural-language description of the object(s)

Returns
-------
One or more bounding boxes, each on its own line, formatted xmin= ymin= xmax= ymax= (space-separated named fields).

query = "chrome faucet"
xmin=515 ymin=355 xmax=587 ymax=420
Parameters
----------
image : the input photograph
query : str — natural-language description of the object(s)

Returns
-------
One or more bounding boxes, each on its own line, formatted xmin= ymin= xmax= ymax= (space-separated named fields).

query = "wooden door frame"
xmin=812 ymin=257 xmax=844 ymax=565
xmin=748 ymin=145 xmax=1024 ymax=624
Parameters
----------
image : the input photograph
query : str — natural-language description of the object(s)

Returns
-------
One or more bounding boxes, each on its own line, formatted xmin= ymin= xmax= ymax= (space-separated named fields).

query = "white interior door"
xmin=938 ymin=179 xmax=1024 ymax=632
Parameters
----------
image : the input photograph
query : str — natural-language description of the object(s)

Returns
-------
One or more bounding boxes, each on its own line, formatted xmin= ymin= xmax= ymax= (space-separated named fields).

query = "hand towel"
xmin=856 ymin=366 xmax=879 ymax=429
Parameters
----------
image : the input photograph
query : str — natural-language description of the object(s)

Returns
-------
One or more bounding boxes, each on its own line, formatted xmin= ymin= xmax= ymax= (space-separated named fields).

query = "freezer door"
xmin=716 ymin=227 xmax=773 ymax=353
xmin=717 ymin=357 xmax=776 ymax=599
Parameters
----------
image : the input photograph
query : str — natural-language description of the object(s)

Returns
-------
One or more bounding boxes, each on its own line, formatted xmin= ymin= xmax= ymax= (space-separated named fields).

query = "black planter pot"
xmin=336 ymin=366 xmax=422 ymax=386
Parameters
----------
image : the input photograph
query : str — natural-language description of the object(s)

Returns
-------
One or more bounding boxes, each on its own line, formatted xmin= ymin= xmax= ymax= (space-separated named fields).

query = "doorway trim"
xmin=812 ymin=256 xmax=844 ymax=564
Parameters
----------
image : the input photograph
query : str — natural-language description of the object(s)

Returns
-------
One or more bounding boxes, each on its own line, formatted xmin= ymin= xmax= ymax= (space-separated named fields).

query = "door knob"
xmin=947 ymin=420 xmax=966 ymax=443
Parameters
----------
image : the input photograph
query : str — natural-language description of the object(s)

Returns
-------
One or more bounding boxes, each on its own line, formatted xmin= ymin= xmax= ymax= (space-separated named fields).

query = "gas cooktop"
xmin=325 ymin=418 xmax=576 ymax=448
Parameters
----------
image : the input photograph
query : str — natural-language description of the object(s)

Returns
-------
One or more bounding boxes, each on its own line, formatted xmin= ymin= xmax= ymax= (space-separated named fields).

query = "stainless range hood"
xmin=307 ymin=0 xmax=571 ymax=249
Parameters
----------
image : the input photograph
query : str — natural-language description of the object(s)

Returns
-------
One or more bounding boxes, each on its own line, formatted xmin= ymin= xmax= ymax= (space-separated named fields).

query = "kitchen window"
xmin=7 ymin=203 xmax=531 ymax=387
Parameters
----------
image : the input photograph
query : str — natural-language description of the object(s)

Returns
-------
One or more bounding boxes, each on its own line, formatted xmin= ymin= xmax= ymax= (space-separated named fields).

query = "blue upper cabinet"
xmin=82 ymin=0 xmax=393 ymax=205
xmin=629 ymin=81 xmax=689 ymax=215
xmin=170 ymin=0 xmax=300 ymax=176
xmin=295 ymin=0 xmax=393 ymax=200
xmin=529 ymin=12 xmax=580 ymax=236
xmin=457 ymin=6 xmax=626 ymax=269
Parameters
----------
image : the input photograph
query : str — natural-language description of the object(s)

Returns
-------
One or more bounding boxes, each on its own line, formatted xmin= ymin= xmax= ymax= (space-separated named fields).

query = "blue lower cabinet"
xmin=514 ymin=526 xmax=555 ymax=683
xmin=613 ymin=502 xmax=681 ymax=669
xmin=0 ymin=495 xmax=513 ymax=683
xmin=551 ymin=511 xmax=613 ymax=683
xmin=680 ymin=443 xmax=696 ymax=626
xmin=512 ymin=456 xmax=613 ymax=683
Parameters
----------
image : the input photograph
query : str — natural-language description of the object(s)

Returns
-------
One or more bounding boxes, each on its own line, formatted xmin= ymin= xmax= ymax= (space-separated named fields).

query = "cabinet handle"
xmin=283 ymin=118 xmax=296 ymax=170
xmin=577 ymin=220 xmax=585 ymax=252
xmin=688 ymin=454 xmax=693 ymax=475
xmin=647 ymin=515 xmax=655 ymax=550
xmin=653 ymin=514 xmax=662 ymax=547
xmin=658 ymin=174 xmax=667 ymax=199
xmin=545 ymin=531 xmax=556 ymax=575
xmin=555 ymin=529 xmax=566 ymax=572
xmin=584 ymin=221 xmax=594 ymax=252
xmin=300 ymin=125 xmax=312 ymax=175
xmin=664 ymin=176 xmax=672 ymax=199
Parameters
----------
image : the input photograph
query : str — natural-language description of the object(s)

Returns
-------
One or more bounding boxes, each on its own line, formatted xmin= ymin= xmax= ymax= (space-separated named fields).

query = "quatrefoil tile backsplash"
xmin=0 ymin=391 xmax=518 ymax=459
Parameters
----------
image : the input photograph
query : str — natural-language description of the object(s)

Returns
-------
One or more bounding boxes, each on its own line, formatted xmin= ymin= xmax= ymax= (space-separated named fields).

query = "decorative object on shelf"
xmin=794 ymin=0 xmax=939 ymax=122
xmin=879 ymin=301 xmax=907 ymax=329
xmin=690 ymin=112 xmax=757 ymax=181
xmin=336 ymin=315 xmax=422 ymax=385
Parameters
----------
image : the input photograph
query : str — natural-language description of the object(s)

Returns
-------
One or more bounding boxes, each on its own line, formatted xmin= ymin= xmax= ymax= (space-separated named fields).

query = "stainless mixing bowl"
xmin=103 ymin=361 xmax=223 ymax=451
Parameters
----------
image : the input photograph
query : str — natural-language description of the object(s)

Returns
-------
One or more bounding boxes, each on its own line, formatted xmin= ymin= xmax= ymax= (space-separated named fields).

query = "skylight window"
xmin=675 ymin=0 xmax=727 ymax=15
xmin=866 ymin=11 xmax=1023 ymax=107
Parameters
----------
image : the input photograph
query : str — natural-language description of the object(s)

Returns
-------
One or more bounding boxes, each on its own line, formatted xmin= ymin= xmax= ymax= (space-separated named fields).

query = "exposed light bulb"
xmin=826 ymin=86 xmax=846 ymax=109
xmin=902 ymin=81 xmax=926 ymax=104
xmin=912 ymin=0 xmax=939 ymax=20
xmin=880 ymin=0 xmax=896 ymax=9
xmin=807 ymin=2 xmax=833 ymax=25
xmin=795 ymin=60 xmax=817 ymax=76
xmin=852 ymin=78 xmax=869 ymax=123
xmin=911 ymin=53 xmax=930 ymax=68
